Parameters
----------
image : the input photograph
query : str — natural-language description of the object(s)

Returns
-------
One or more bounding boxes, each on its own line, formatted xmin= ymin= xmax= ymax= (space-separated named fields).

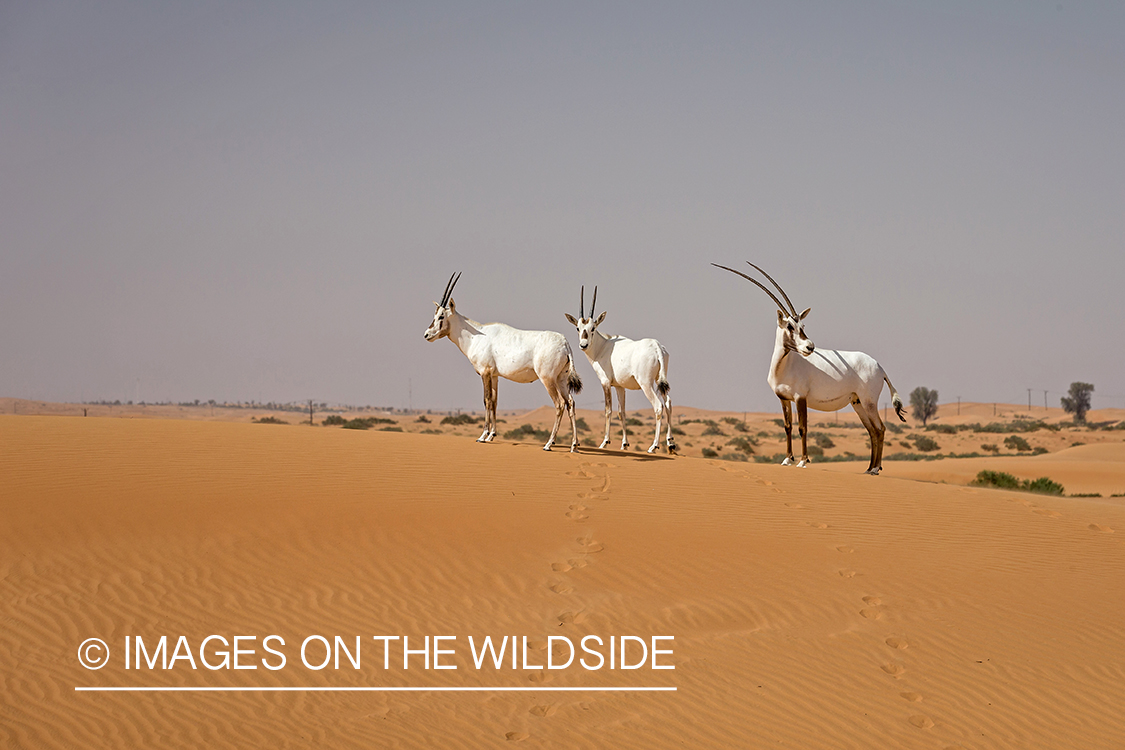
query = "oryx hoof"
xmin=542 ymin=442 xmax=554 ymax=451
xmin=599 ymin=439 xmax=610 ymax=449
xmin=570 ymin=443 xmax=578 ymax=453
xmin=621 ymin=442 xmax=629 ymax=451
xmin=485 ymin=432 xmax=496 ymax=442
xmin=781 ymin=457 xmax=794 ymax=466
xmin=796 ymin=459 xmax=808 ymax=468
xmin=865 ymin=467 xmax=881 ymax=476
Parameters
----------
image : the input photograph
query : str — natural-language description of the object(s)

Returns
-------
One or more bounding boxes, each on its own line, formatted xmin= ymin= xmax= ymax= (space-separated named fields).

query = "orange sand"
xmin=2 ymin=415 xmax=1124 ymax=748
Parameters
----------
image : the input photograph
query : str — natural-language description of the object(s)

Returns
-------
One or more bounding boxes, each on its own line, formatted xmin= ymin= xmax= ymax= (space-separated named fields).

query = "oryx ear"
xmin=594 ymin=311 xmax=607 ymax=327
xmin=799 ymin=307 xmax=811 ymax=320
xmin=448 ymin=298 xmax=456 ymax=313
xmin=564 ymin=313 xmax=579 ymax=327
xmin=777 ymin=310 xmax=787 ymax=327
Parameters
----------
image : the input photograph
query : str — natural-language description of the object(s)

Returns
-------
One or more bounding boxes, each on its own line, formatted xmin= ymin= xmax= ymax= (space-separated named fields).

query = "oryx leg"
xmin=600 ymin=385 xmax=613 ymax=449
xmin=853 ymin=398 xmax=885 ymax=474
xmin=615 ymin=385 xmax=629 ymax=450
xmin=640 ymin=381 xmax=663 ymax=454
xmin=487 ymin=374 xmax=499 ymax=441
xmin=477 ymin=372 xmax=493 ymax=442
xmin=664 ymin=394 xmax=677 ymax=454
xmin=795 ymin=398 xmax=810 ymax=467
xmin=780 ymin=398 xmax=794 ymax=465
xmin=542 ymin=380 xmax=565 ymax=451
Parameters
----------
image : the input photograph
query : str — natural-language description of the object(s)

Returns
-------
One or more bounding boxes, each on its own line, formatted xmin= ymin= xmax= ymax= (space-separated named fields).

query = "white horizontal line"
xmin=75 ymin=686 xmax=676 ymax=692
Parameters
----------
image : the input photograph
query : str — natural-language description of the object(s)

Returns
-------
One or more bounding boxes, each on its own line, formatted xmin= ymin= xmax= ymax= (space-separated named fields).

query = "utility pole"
xmin=308 ymin=399 xmax=314 ymax=425
xmin=957 ymin=396 xmax=961 ymax=416
xmin=1043 ymin=390 xmax=1048 ymax=410
xmin=409 ymin=379 xmax=413 ymax=413
xmin=1027 ymin=388 xmax=1032 ymax=411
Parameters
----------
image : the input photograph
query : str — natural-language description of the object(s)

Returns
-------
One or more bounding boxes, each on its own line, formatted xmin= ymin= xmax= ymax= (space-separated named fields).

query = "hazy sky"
xmin=2 ymin=1 xmax=1123 ymax=414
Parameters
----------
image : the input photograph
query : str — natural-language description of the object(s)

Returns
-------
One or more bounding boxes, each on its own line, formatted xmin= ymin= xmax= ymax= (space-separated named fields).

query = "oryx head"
xmin=423 ymin=272 xmax=461 ymax=342
xmin=564 ymin=285 xmax=606 ymax=351
xmin=712 ymin=261 xmax=815 ymax=357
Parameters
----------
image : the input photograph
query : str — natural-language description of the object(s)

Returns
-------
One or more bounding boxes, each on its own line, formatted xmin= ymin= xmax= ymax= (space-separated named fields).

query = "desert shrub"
xmin=415 ymin=415 xmax=431 ymax=423
xmin=441 ymin=414 xmax=482 ymax=426
xmin=421 ymin=428 xmax=443 ymax=435
xmin=720 ymin=452 xmax=749 ymax=462
xmin=1070 ymin=493 xmax=1102 ymax=498
xmin=671 ymin=426 xmax=686 ymax=436
xmin=981 ymin=443 xmax=999 ymax=453
xmin=1072 ymin=442 xmax=1085 ymax=447
xmin=379 ymin=425 xmax=403 ymax=432
xmin=721 ymin=417 xmax=748 ymax=432
xmin=323 ymin=415 xmax=347 ymax=426
xmin=757 ymin=430 xmax=771 ymax=438
xmin=627 ymin=417 xmax=646 ymax=427
xmin=726 ymin=436 xmax=756 ymax=455
xmin=575 ymin=417 xmax=590 ymax=431
xmin=503 ymin=424 xmax=552 ymax=442
xmin=807 ymin=444 xmax=825 ymax=456
xmin=814 ymin=434 xmax=835 ymax=449
xmin=702 ymin=421 xmax=725 ymax=436
xmin=926 ymin=424 xmax=957 ymax=434
xmin=582 ymin=437 xmax=598 ymax=447
xmin=1003 ymin=435 xmax=1031 ymax=452
xmin=913 ymin=435 xmax=940 ymax=452
xmin=1061 ymin=382 xmax=1094 ymax=423
xmin=342 ymin=418 xmax=373 ymax=430
xmin=971 ymin=471 xmax=1065 ymax=495
xmin=702 ymin=447 xmax=719 ymax=458
xmin=254 ymin=416 xmax=288 ymax=424
xmin=1032 ymin=446 xmax=1048 ymax=455
xmin=885 ymin=422 xmax=904 ymax=434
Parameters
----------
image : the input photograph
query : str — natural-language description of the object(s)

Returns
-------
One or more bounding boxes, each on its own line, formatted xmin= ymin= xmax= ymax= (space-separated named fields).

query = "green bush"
xmin=981 ymin=443 xmax=999 ymax=453
xmin=1032 ymin=446 xmax=1048 ymax=455
xmin=702 ymin=423 xmax=725 ymax=436
xmin=971 ymin=470 xmax=1064 ymax=496
xmin=671 ymin=426 xmax=686 ymax=436
xmin=323 ymin=415 xmax=347 ymax=426
xmin=721 ymin=417 xmax=748 ymax=432
xmin=807 ymin=444 xmax=825 ymax=456
xmin=913 ymin=435 xmax=940 ymax=452
xmin=926 ymin=423 xmax=957 ymax=434
xmin=503 ymin=424 xmax=552 ymax=442
xmin=415 ymin=415 xmax=431 ymax=423
xmin=441 ymin=414 xmax=482 ymax=426
xmin=720 ymin=452 xmax=749 ymax=462
xmin=254 ymin=416 xmax=288 ymax=424
xmin=1003 ymin=435 xmax=1031 ymax=452
xmin=421 ymin=428 xmax=443 ymax=435
xmin=702 ymin=447 xmax=719 ymax=458
xmin=726 ymin=436 xmax=756 ymax=455
xmin=575 ymin=417 xmax=590 ymax=431
xmin=626 ymin=417 xmax=645 ymax=427
xmin=814 ymin=434 xmax=835 ymax=449
xmin=1070 ymin=493 xmax=1102 ymax=498
xmin=379 ymin=425 xmax=403 ymax=432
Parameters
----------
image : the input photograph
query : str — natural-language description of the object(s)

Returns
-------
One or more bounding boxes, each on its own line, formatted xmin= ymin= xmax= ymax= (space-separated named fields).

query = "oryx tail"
xmin=566 ymin=347 xmax=583 ymax=395
xmin=884 ymin=374 xmax=907 ymax=422
xmin=656 ymin=356 xmax=670 ymax=400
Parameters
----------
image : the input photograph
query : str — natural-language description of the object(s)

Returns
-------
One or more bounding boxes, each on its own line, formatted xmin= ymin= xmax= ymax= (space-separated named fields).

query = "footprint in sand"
xmin=577 ymin=538 xmax=604 ymax=553
xmin=551 ymin=562 xmax=572 ymax=573
xmin=881 ymin=662 xmax=906 ymax=677
xmin=595 ymin=476 xmax=611 ymax=493
xmin=1033 ymin=508 xmax=1062 ymax=518
xmin=550 ymin=582 xmax=574 ymax=594
xmin=580 ymin=461 xmax=617 ymax=469
xmin=837 ymin=545 xmax=855 ymax=554
xmin=900 ymin=691 xmax=923 ymax=702
xmin=566 ymin=507 xmax=588 ymax=521
xmin=860 ymin=608 xmax=883 ymax=620
xmin=908 ymin=715 xmax=934 ymax=729
xmin=885 ymin=636 xmax=909 ymax=650
xmin=1089 ymin=524 xmax=1114 ymax=533
xmin=505 ymin=731 xmax=529 ymax=741
xmin=807 ymin=521 xmax=829 ymax=529
xmin=862 ymin=596 xmax=881 ymax=605
xmin=566 ymin=470 xmax=594 ymax=478
xmin=529 ymin=705 xmax=558 ymax=718
xmin=784 ymin=502 xmax=805 ymax=509
xmin=528 ymin=669 xmax=551 ymax=683
xmin=577 ymin=492 xmax=609 ymax=501
xmin=756 ymin=479 xmax=774 ymax=487
xmin=839 ymin=569 xmax=858 ymax=578
xmin=567 ymin=557 xmax=589 ymax=569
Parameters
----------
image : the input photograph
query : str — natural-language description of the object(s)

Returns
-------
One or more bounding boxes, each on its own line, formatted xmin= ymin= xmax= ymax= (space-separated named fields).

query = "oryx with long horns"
xmin=423 ymin=273 xmax=583 ymax=451
xmin=565 ymin=286 xmax=677 ymax=454
xmin=713 ymin=262 xmax=906 ymax=474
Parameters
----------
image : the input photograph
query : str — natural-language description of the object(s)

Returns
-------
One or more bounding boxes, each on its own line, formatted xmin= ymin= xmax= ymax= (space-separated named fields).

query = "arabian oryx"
xmin=713 ymin=262 xmax=907 ymax=475
xmin=423 ymin=273 xmax=583 ymax=451
xmin=564 ymin=286 xmax=677 ymax=454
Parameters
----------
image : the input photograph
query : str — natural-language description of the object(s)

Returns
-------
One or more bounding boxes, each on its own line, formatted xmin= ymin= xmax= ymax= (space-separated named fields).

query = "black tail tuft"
xmin=893 ymin=395 xmax=907 ymax=422
xmin=568 ymin=365 xmax=583 ymax=395
xmin=655 ymin=379 xmax=670 ymax=399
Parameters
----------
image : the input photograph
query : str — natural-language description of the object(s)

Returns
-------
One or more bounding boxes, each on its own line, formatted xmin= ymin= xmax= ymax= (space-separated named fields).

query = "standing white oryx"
xmin=713 ymin=262 xmax=907 ymax=475
xmin=423 ymin=273 xmax=583 ymax=452
xmin=564 ymin=286 xmax=677 ymax=454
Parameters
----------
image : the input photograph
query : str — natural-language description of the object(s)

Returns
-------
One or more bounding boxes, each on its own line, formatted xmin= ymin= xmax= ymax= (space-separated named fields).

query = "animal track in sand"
xmin=558 ymin=610 xmax=588 ymax=625
xmin=529 ymin=704 xmax=558 ymax=718
xmin=806 ymin=521 xmax=829 ymax=529
xmin=839 ymin=569 xmax=858 ymax=578
xmin=784 ymin=502 xmax=805 ymax=509
xmin=836 ymin=545 xmax=855 ymax=554
xmin=885 ymin=636 xmax=909 ymax=650
xmin=900 ymin=691 xmax=923 ymax=702
xmin=1089 ymin=524 xmax=1114 ymax=533
xmin=550 ymin=582 xmax=573 ymax=594
xmin=566 ymin=508 xmax=588 ymax=521
xmin=565 ymin=470 xmax=594 ymax=478
xmin=577 ymin=492 xmax=609 ymax=501
xmin=505 ymin=731 xmax=529 ymax=741
xmin=576 ymin=538 xmax=604 ymax=553
xmin=860 ymin=608 xmax=883 ymax=620
xmin=595 ymin=476 xmax=611 ymax=493
xmin=551 ymin=562 xmax=571 ymax=572
xmin=1033 ymin=508 xmax=1062 ymax=518
xmin=580 ymin=461 xmax=616 ymax=469
xmin=862 ymin=596 xmax=881 ymax=605
xmin=528 ymin=669 xmax=552 ymax=683
xmin=908 ymin=715 xmax=934 ymax=729
xmin=881 ymin=662 xmax=906 ymax=677
xmin=567 ymin=557 xmax=589 ymax=569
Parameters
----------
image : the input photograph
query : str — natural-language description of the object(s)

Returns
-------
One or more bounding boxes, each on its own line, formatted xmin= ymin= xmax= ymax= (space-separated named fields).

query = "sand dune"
xmin=2 ymin=415 xmax=1124 ymax=748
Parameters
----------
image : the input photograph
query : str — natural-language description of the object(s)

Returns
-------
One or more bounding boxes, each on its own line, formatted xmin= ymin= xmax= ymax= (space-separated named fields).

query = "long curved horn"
xmin=580 ymin=286 xmax=585 ymax=319
xmin=591 ymin=286 xmax=597 ymax=318
xmin=442 ymin=272 xmax=462 ymax=307
xmin=711 ymin=263 xmax=790 ymax=315
xmin=745 ymin=261 xmax=796 ymax=317
xmin=439 ymin=273 xmax=455 ymax=306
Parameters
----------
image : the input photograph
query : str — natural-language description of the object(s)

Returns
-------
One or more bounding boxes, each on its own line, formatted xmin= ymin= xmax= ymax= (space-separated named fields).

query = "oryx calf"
xmin=423 ymin=273 xmax=583 ymax=451
xmin=564 ymin=286 xmax=677 ymax=454
xmin=713 ymin=262 xmax=907 ymax=474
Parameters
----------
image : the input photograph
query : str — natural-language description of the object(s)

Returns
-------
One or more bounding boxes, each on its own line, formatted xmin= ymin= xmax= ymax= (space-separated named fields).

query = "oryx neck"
xmin=447 ymin=310 xmax=484 ymax=355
